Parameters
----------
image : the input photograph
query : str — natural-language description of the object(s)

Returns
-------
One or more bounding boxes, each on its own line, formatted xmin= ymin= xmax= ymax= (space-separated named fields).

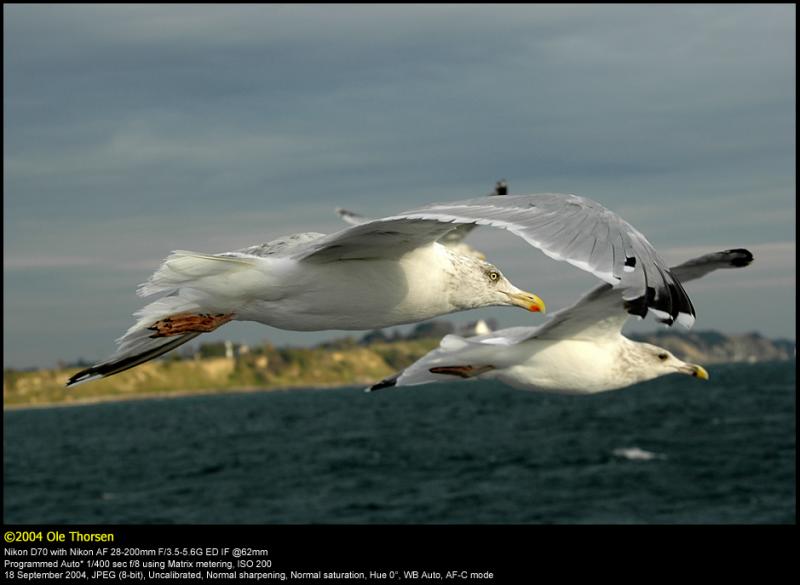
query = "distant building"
xmin=460 ymin=319 xmax=495 ymax=337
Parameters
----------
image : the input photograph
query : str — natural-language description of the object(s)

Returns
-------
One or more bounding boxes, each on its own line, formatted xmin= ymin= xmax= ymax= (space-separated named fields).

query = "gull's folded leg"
xmin=428 ymin=365 xmax=495 ymax=378
xmin=148 ymin=313 xmax=235 ymax=338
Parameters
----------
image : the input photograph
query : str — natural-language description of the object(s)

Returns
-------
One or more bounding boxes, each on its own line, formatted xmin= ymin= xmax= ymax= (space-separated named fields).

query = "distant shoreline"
xmin=3 ymin=381 xmax=365 ymax=412
xmin=3 ymin=338 xmax=441 ymax=410
xmin=4 ymin=330 xmax=793 ymax=410
xmin=6 ymin=359 xmax=795 ymax=412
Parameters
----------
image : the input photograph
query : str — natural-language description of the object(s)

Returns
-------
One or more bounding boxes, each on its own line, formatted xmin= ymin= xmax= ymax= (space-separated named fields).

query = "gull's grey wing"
xmin=369 ymin=193 xmax=696 ymax=326
xmin=670 ymin=248 xmax=753 ymax=283
xmin=217 ymin=232 xmax=328 ymax=259
xmin=335 ymin=181 xmax=507 ymax=248
xmin=440 ymin=180 xmax=507 ymax=245
xmin=521 ymin=281 xmax=628 ymax=341
xmin=294 ymin=218 xmax=458 ymax=261
xmin=530 ymin=248 xmax=754 ymax=341
xmin=439 ymin=223 xmax=478 ymax=245
xmin=337 ymin=207 xmax=480 ymax=247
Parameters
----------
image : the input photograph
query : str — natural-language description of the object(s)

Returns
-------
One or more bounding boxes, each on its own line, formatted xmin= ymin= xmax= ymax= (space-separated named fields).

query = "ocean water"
xmin=4 ymin=361 xmax=795 ymax=524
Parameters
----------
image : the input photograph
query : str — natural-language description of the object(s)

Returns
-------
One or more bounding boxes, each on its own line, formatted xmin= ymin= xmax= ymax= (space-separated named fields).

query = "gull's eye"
xmin=657 ymin=353 xmax=668 ymax=361
xmin=488 ymin=271 xmax=500 ymax=282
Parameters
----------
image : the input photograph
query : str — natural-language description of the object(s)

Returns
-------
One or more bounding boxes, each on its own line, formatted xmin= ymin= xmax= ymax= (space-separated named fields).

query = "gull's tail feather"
xmin=138 ymin=250 xmax=258 ymax=298
xmin=69 ymin=248 xmax=257 ymax=387
xmin=66 ymin=331 xmax=201 ymax=388
xmin=66 ymin=290 xmax=220 ymax=388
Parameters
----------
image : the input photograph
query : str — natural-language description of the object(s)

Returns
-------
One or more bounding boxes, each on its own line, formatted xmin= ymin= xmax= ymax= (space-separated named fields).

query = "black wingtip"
xmin=368 ymin=373 xmax=400 ymax=392
xmin=624 ymin=273 xmax=696 ymax=326
xmin=65 ymin=368 xmax=102 ymax=389
xmin=623 ymin=297 xmax=648 ymax=319
xmin=65 ymin=332 xmax=201 ymax=389
xmin=726 ymin=248 xmax=754 ymax=267
xmin=66 ymin=374 xmax=84 ymax=387
xmin=624 ymin=286 xmax=656 ymax=319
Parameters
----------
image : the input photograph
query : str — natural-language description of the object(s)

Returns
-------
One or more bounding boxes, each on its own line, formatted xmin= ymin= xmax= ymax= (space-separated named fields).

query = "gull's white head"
xmin=447 ymin=255 xmax=545 ymax=314
xmin=622 ymin=341 xmax=709 ymax=386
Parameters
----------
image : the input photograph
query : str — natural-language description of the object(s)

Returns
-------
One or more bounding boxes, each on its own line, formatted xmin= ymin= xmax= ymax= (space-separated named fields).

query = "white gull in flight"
xmin=368 ymin=249 xmax=753 ymax=394
xmin=67 ymin=193 xmax=694 ymax=387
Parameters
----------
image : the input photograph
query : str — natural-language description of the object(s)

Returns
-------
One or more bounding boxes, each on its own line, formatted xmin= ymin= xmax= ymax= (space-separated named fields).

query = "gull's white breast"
xmin=493 ymin=337 xmax=628 ymax=394
xmin=239 ymin=243 xmax=457 ymax=330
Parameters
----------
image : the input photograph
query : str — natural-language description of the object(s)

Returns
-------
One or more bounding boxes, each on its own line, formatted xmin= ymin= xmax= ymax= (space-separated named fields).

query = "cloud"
xmin=4 ymin=255 xmax=102 ymax=270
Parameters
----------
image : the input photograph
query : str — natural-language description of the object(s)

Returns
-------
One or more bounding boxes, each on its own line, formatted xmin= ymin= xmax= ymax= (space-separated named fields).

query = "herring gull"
xmin=67 ymin=193 xmax=693 ymax=387
xmin=368 ymin=249 xmax=753 ymax=394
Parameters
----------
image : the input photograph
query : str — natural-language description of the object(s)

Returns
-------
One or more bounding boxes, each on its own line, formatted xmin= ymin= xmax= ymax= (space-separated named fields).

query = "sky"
xmin=3 ymin=4 xmax=796 ymax=369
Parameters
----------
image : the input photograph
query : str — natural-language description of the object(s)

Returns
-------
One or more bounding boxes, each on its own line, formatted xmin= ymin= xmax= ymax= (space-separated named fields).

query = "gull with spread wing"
xmin=369 ymin=249 xmax=753 ymax=394
xmin=67 ymin=193 xmax=694 ymax=387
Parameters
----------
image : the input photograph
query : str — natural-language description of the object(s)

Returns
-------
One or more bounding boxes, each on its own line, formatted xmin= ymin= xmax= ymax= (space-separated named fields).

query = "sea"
xmin=3 ymin=361 xmax=795 ymax=524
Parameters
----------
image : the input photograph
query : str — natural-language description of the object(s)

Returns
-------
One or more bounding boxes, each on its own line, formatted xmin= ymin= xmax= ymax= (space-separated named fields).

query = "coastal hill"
xmin=3 ymin=321 xmax=794 ymax=408
xmin=630 ymin=330 xmax=795 ymax=364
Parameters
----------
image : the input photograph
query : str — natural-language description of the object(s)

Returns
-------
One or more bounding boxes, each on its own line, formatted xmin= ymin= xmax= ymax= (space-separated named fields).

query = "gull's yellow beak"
xmin=506 ymin=291 xmax=546 ymax=314
xmin=689 ymin=364 xmax=709 ymax=380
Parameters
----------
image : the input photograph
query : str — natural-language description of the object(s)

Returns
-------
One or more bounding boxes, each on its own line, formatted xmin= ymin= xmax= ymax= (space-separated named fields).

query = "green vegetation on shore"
xmin=3 ymin=338 xmax=439 ymax=408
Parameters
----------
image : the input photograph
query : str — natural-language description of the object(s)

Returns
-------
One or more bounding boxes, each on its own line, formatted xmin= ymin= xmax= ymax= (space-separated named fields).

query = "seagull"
xmin=67 ymin=193 xmax=694 ymax=387
xmin=368 ymin=249 xmax=754 ymax=394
